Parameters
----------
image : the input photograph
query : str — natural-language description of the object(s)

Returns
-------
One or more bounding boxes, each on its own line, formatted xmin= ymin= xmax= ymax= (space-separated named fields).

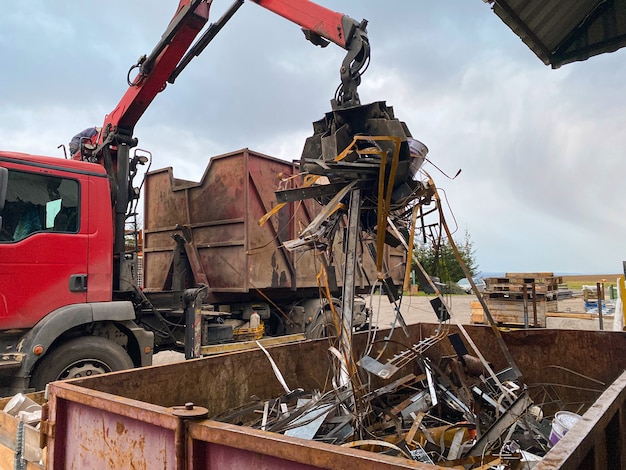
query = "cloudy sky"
xmin=2 ymin=1 xmax=625 ymax=275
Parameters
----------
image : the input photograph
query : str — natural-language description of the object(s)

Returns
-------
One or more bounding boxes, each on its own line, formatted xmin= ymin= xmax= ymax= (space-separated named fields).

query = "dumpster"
xmin=40 ymin=323 xmax=626 ymax=469
xmin=143 ymin=148 xmax=405 ymax=303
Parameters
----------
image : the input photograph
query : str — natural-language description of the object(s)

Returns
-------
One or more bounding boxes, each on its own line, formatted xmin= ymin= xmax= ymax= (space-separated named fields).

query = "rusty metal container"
xmin=43 ymin=324 xmax=626 ymax=469
xmin=143 ymin=148 xmax=404 ymax=304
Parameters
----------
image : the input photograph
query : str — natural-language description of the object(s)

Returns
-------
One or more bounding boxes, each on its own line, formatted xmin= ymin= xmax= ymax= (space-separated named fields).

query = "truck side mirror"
xmin=0 ymin=167 xmax=7 ymax=212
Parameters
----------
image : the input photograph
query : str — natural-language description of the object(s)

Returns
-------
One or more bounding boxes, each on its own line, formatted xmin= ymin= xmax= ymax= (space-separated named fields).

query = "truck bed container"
xmin=143 ymin=148 xmax=404 ymax=304
xmin=42 ymin=323 xmax=626 ymax=469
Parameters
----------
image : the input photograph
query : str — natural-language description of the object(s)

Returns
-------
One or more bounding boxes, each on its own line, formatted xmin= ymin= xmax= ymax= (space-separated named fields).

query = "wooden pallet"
xmin=470 ymin=298 xmax=556 ymax=327
xmin=485 ymin=282 xmax=556 ymax=294
xmin=505 ymin=272 xmax=563 ymax=284
xmin=471 ymin=307 xmax=615 ymax=326
xmin=483 ymin=291 xmax=557 ymax=301
xmin=485 ymin=273 xmax=562 ymax=291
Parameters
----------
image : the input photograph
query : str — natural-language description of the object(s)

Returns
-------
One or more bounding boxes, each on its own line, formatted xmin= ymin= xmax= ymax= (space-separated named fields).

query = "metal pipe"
xmin=523 ymin=284 xmax=529 ymax=329
xmin=169 ymin=0 xmax=244 ymax=84
xmin=430 ymin=178 xmax=523 ymax=380
xmin=532 ymin=281 xmax=538 ymax=327
xmin=597 ymin=282 xmax=604 ymax=330
xmin=340 ymin=188 xmax=360 ymax=389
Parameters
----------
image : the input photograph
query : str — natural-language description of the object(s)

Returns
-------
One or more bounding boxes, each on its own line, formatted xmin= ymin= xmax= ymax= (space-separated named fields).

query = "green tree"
xmin=413 ymin=228 xmax=478 ymax=284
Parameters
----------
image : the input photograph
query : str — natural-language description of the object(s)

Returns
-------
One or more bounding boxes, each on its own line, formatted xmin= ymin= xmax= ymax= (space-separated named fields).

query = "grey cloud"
xmin=1 ymin=0 xmax=624 ymax=273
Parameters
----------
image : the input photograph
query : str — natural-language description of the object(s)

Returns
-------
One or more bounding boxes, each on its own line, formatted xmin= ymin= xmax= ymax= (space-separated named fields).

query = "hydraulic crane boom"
xmin=71 ymin=0 xmax=370 ymax=293
xmin=82 ymin=0 xmax=369 ymax=166
xmin=95 ymin=1 xmax=211 ymax=156
xmin=252 ymin=0 xmax=369 ymax=108
xmin=170 ymin=0 xmax=369 ymax=105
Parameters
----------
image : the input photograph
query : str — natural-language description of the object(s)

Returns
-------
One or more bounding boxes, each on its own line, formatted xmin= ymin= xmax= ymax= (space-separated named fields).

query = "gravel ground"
xmin=154 ymin=293 xmax=619 ymax=365
xmin=366 ymin=293 xmax=474 ymax=327
xmin=369 ymin=293 xmax=618 ymax=331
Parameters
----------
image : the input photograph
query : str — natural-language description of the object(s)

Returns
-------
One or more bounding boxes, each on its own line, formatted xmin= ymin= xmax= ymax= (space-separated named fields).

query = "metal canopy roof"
xmin=487 ymin=0 xmax=626 ymax=68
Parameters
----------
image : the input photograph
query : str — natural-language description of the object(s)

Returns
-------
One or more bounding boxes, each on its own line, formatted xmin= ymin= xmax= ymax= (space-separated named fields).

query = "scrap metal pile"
xmin=268 ymin=100 xmax=434 ymax=273
xmin=218 ymin=101 xmax=587 ymax=467
xmin=213 ymin=329 xmax=561 ymax=468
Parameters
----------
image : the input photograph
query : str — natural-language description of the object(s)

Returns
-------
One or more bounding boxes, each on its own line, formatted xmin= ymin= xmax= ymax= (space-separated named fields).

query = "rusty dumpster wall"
xmin=47 ymin=385 xmax=430 ymax=470
xmin=46 ymin=324 xmax=626 ymax=469
xmin=59 ymin=324 xmax=626 ymax=417
xmin=185 ymin=420 xmax=431 ymax=470
xmin=536 ymin=370 xmax=626 ymax=470
xmin=142 ymin=148 xmax=403 ymax=303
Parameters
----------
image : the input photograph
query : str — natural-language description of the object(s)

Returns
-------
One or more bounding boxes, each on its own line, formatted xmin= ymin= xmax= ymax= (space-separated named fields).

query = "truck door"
xmin=0 ymin=165 xmax=88 ymax=330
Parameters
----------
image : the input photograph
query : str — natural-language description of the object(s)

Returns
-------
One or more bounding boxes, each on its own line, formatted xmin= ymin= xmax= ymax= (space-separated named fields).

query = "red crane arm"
xmin=99 ymin=0 xmax=211 ymax=145
xmin=252 ymin=0 xmax=369 ymax=108
xmin=252 ymin=0 xmax=355 ymax=49
xmin=84 ymin=0 xmax=367 ymax=161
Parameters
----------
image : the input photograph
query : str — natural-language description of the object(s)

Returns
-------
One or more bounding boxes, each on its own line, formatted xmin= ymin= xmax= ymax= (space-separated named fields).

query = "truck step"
xmin=0 ymin=355 xmax=24 ymax=370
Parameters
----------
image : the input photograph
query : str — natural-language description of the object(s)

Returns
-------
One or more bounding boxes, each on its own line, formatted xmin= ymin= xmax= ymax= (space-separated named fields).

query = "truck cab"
xmin=0 ymin=152 xmax=152 ymax=395
xmin=0 ymin=153 xmax=113 ymax=320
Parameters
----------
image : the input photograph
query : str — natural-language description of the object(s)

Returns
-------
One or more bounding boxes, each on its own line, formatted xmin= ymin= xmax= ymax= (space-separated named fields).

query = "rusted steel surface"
xmin=187 ymin=420 xmax=435 ymax=469
xmin=47 ymin=383 xmax=180 ymax=469
xmin=535 ymin=370 xmax=626 ymax=470
xmin=58 ymin=324 xmax=626 ymax=418
xmin=415 ymin=325 xmax=626 ymax=417
xmin=58 ymin=338 xmax=334 ymax=416
xmin=142 ymin=148 xmax=403 ymax=303
xmin=46 ymin=324 xmax=626 ymax=468
xmin=143 ymin=149 xmax=308 ymax=300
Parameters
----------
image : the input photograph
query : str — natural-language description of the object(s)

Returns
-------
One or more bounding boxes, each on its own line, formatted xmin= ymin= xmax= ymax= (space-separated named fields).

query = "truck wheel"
xmin=30 ymin=336 xmax=134 ymax=391
xmin=306 ymin=310 xmax=340 ymax=339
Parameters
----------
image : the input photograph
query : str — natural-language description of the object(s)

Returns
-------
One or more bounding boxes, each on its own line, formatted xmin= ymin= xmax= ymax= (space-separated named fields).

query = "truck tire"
xmin=30 ymin=336 xmax=134 ymax=391
xmin=306 ymin=310 xmax=340 ymax=339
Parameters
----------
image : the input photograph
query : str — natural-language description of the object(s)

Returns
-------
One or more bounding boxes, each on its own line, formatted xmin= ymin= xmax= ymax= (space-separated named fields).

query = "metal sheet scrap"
xmin=211 ymin=332 xmax=579 ymax=468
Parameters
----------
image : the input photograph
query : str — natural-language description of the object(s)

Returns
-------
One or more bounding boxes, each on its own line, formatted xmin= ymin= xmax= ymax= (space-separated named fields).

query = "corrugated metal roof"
xmin=487 ymin=0 xmax=626 ymax=68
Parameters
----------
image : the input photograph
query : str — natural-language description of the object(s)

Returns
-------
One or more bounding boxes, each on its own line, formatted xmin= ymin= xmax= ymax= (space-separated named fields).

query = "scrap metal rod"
xmin=340 ymin=189 xmax=361 ymax=389
xmin=429 ymin=177 xmax=523 ymax=380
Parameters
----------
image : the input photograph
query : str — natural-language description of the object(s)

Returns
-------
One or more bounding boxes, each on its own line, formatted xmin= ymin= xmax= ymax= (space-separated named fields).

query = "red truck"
xmin=0 ymin=0 xmax=414 ymax=396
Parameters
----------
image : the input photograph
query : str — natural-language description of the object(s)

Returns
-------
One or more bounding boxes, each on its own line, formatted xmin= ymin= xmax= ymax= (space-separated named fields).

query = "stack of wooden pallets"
xmin=471 ymin=272 xmax=561 ymax=327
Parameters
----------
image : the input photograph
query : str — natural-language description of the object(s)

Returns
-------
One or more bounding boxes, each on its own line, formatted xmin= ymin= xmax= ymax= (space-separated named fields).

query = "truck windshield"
xmin=0 ymin=169 xmax=79 ymax=242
